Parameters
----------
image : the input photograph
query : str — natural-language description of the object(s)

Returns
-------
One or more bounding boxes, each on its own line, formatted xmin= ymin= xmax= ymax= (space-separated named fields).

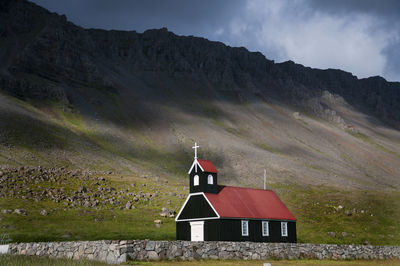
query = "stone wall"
xmin=7 ymin=240 xmax=400 ymax=264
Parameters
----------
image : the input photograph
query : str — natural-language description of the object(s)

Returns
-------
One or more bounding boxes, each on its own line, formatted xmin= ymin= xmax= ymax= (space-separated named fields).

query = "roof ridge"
xmin=222 ymin=185 xmax=274 ymax=192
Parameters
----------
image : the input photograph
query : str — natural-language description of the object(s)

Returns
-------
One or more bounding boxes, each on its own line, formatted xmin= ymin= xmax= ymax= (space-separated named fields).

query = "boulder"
xmin=160 ymin=208 xmax=176 ymax=218
xmin=14 ymin=209 xmax=27 ymax=215
xmin=328 ymin=232 xmax=336 ymax=238
xmin=78 ymin=186 xmax=87 ymax=193
xmin=147 ymin=251 xmax=159 ymax=260
xmin=125 ymin=201 xmax=132 ymax=210
xmin=39 ymin=209 xmax=48 ymax=216
xmin=145 ymin=241 xmax=156 ymax=251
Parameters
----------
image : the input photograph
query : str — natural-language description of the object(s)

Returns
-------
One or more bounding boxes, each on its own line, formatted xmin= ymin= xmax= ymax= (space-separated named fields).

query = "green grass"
xmin=1 ymin=207 xmax=176 ymax=243
xmin=293 ymin=137 xmax=325 ymax=155
xmin=347 ymin=130 xmax=400 ymax=158
xmin=1 ymin=170 xmax=399 ymax=246
xmin=273 ymin=184 xmax=400 ymax=246
xmin=0 ymin=172 xmax=185 ymax=243
xmin=49 ymin=103 xmax=191 ymax=177
xmin=256 ymin=142 xmax=284 ymax=155
xmin=347 ymin=131 xmax=375 ymax=145
xmin=1 ymin=255 xmax=399 ymax=265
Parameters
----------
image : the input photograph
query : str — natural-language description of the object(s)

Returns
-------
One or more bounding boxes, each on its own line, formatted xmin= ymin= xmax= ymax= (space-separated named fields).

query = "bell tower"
xmin=188 ymin=142 xmax=218 ymax=194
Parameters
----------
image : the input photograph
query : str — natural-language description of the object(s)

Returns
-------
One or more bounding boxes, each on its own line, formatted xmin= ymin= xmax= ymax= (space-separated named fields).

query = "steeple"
xmin=188 ymin=142 xmax=218 ymax=194
xmin=192 ymin=142 xmax=199 ymax=172
xmin=192 ymin=142 xmax=199 ymax=159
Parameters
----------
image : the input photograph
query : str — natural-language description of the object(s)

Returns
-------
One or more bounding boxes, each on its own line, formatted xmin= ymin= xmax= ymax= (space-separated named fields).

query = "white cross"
xmin=192 ymin=142 xmax=199 ymax=159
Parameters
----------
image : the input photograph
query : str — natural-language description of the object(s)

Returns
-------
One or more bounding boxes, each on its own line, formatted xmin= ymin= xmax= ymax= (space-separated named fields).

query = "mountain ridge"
xmin=0 ymin=0 xmax=399 ymax=191
xmin=1 ymin=0 xmax=399 ymax=124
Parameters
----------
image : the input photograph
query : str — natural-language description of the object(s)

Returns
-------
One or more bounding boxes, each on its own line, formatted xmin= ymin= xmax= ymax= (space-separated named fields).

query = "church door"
xmin=190 ymin=221 xmax=204 ymax=241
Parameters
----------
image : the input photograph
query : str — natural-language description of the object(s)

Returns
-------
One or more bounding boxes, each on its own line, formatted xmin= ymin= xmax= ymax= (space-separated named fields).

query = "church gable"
xmin=175 ymin=193 xmax=219 ymax=221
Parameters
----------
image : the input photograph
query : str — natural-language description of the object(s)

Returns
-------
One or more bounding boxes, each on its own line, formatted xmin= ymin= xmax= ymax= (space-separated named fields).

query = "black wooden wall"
xmin=176 ymin=222 xmax=190 ymax=240
xmin=176 ymin=195 xmax=218 ymax=220
xmin=218 ymin=219 xmax=296 ymax=243
xmin=176 ymin=219 xmax=297 ymax=243
xmin=189 ymin=170 xmax=218 ymax=194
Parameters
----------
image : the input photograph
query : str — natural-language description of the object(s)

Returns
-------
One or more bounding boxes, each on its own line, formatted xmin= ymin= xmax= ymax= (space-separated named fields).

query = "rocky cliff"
xmin=1 ymin=0 xmax=399 ymax=124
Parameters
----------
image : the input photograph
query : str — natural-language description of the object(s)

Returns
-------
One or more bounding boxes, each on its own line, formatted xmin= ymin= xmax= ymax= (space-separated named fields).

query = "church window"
xmin=281 ymin=222 xmax=288 ymax=237
xmin=207 ymin=174 xmax=213 ymax=184
xmin=241 ymin=220 xmax=249 ymax=236
xmin=262 ymin=221 xmax=269 ymax=236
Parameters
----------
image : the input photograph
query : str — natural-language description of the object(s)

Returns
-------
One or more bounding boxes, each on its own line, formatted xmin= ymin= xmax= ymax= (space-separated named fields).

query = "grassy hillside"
xmin=1 ymin=88 xmax=400 ymax=246
xmin=1 ymin=0 xmax=399 ymax=250
xmin=1 ymin=90 xmax=399 ymax=191
xmin=1 ymin=166 xmax=399 ymax=246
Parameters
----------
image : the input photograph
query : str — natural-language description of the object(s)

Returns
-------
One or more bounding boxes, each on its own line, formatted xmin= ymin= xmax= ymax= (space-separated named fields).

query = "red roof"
xmin=197 ymin=159 xmax=218 ymax=173
xmin=205 ymin=186 xmax=296 ymax=221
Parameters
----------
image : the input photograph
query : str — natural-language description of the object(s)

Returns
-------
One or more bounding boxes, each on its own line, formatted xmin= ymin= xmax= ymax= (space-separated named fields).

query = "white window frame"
xmin=262 ymin=221 xmax=269 ymax=236
xmin=281 ymin=222 xmax=288 ymax=237
xmin=207 ymin=174 xmax=213 ymax=184
xmin=193 ymin=175 xmax=199 ymax=186
xmin=241 ymin=220 xmax=249 ymax=236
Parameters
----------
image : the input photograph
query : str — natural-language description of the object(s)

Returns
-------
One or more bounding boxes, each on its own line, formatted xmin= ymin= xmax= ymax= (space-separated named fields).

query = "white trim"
xmin=177 ymin=217 xmax=219 ymax=222
xmin=262 ymin=221 xmax=269 ymax=236
xmin=190 ymin=221 xmax=204 ymax=225
xmin=241 ymin=220 xmax=249 ymax=236
xmin=281 ymin=221 xmax=288 ymax=237
xmin=175 ymin=192 xmax=220 ymax=222
xmin=0 ymin=245 xmax=9 ymax=254
xmin=188 ymin=159 xmax=204 ymax=174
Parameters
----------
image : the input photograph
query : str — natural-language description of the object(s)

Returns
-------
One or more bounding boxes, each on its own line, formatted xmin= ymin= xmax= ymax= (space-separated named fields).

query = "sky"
xmin=31 ymin=0 xmax=400 ymax=82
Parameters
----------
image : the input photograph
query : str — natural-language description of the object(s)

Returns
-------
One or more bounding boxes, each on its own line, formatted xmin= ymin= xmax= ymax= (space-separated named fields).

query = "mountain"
xmin=0 ymin=0 xmax=399 ymax=190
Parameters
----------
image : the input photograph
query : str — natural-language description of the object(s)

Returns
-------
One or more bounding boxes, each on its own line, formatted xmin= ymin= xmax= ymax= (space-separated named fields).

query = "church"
xmin=175 ymin=143 xmax=297 ymax=243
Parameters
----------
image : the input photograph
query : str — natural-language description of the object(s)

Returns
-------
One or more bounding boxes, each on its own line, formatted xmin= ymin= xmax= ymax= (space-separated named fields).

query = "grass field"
xmin=1 ymin=168 xmax=400 ymax=246
xmin=275 ymin=184 xmax=400 ymax=245
xmin=1 ymin=255 xmax=399 ymax=266
xmin=0 ymin=170 xmax=183 ymax=243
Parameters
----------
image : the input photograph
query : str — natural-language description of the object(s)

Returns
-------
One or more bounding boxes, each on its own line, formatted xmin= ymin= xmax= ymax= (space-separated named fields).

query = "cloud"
xmin=242 ymin=0 xmax=392 ymax=78
xmin=209 ymin=0 xmax=399 ymax=80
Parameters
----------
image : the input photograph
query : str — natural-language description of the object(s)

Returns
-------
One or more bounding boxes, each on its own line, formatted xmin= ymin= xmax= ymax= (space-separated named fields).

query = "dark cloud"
xmin=30 ymin=0 xmax=400 ymax=81
xmin=31 ymin=0 xmax=244 ymax=35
